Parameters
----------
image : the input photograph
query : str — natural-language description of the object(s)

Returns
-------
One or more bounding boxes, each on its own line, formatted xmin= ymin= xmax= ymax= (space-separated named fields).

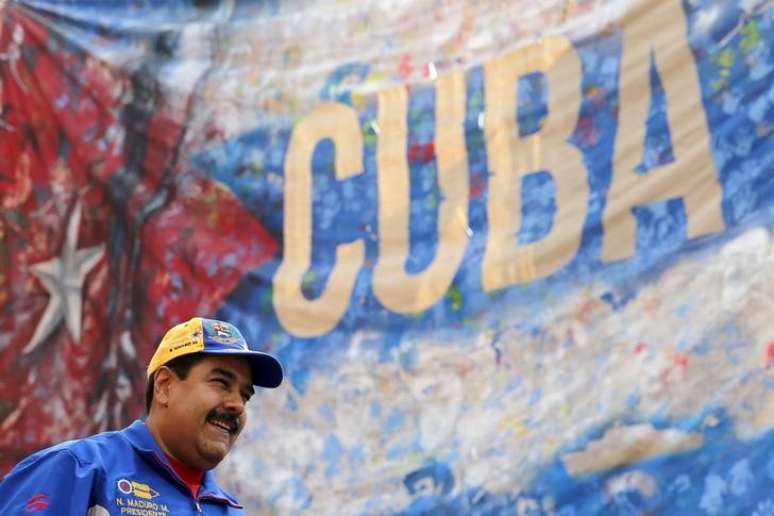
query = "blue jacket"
xmin=0 ymin=420 xmax=244 ymax=515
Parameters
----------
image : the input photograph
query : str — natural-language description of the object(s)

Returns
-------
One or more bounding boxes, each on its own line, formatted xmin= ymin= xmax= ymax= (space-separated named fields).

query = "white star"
xmin=24 ymin=201 xmax=105 ymax=353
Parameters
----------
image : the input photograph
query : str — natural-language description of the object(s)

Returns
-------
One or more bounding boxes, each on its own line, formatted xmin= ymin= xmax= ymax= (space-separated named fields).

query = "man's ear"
xmin=153 ymin=367 xmax=176 ymax=407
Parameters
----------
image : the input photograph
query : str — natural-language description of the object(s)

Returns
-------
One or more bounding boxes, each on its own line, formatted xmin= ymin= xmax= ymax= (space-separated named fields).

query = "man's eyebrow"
xmin=210 ymin=367 xmax=237 ymax=381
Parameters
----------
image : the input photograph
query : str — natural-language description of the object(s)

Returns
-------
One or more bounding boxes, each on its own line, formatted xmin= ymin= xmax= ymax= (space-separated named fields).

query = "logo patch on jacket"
xmin=116 ymin=478 xmax=160 ymax=499
xmin=24 ymin=493 xmax=49 ymax=512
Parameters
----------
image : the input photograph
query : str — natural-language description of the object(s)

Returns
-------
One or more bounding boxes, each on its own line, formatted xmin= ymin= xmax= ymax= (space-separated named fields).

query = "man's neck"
xmin=164 ymin=451 xmax=205 ymax=487
xmin=145 ymin=414 xmax=205 ymax=493
xmin=145 ymin=413 xmax=175 ymax=459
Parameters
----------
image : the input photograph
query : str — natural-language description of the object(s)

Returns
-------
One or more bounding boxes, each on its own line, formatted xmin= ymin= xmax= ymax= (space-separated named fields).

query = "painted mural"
xmin=0 ymin=0 xmax=772 ymax=513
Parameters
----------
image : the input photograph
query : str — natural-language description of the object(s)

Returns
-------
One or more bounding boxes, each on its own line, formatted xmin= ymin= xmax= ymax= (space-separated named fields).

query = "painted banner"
xmin=0 ymin=0 xmax=772 ymax=513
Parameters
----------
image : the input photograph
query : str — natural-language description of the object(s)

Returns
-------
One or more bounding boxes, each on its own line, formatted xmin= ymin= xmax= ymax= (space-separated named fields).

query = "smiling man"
xmin=0 ymin=317 xmax=283 ymax=514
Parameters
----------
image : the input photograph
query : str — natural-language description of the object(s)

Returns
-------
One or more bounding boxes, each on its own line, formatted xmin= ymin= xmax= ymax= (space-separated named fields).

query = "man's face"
xmin=162 ymin=355 xmax=254 ymax=470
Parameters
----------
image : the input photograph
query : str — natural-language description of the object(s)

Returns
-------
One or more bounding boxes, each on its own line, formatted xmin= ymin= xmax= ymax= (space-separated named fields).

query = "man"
xmin=0 ymin=316 xmax=283 ymax=514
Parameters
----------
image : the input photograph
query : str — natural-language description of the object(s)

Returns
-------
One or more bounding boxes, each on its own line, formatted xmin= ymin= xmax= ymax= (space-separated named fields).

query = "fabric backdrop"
xmin=0 ymin=0 xmax=772 ymax=514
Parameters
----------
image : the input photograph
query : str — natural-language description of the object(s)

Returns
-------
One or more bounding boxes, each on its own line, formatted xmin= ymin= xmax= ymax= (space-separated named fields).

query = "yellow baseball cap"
xmin=147 ymin=317 xmax=283 ymax=388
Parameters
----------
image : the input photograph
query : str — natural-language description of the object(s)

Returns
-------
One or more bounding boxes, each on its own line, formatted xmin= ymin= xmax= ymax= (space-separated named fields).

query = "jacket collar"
xmin=121 ymin=419 xmax=243 ymax=508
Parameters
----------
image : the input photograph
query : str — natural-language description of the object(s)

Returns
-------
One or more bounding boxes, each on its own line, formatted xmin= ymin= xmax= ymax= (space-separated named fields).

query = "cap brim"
xmin=201 ymin=349 xmax=283 ymax=388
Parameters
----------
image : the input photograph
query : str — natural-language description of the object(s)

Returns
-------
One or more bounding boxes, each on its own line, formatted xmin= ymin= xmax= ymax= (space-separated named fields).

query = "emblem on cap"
xmin=211 ymin=322 xmax=232 ymax=338
xmin=203 ymin=319 xmax=245 ymax=348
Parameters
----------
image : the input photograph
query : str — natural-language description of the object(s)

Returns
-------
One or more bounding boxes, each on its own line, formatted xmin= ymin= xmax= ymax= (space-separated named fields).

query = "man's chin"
xmin=197 ymin=441 xmax=232 ymax=468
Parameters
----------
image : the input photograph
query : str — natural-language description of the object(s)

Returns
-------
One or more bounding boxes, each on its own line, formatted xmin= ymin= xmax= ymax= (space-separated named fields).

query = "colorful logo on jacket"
xmin=117 ymin=478 xmax=160 ymax=499
xmin=24 ymin=493 xmax=49 ymax=512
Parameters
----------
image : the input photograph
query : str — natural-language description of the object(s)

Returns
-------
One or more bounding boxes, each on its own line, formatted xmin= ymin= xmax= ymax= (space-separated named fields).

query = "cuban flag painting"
xmin=0 ymin=0 xmax=773 ymax=514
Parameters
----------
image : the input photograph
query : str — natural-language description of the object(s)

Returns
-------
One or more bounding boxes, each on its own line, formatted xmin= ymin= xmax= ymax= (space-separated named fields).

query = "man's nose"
xmin=223 ymin=389 xmax=246 ymax=414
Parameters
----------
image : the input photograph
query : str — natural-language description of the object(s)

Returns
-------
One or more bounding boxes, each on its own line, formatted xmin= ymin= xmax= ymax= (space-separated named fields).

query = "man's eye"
xmin=213 ymin=378 xmax=229 ymax=387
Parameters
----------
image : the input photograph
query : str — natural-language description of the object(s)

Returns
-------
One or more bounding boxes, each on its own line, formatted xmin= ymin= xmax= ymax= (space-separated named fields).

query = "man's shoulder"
xmin=19 ymin=423 xmax=136 ymax=471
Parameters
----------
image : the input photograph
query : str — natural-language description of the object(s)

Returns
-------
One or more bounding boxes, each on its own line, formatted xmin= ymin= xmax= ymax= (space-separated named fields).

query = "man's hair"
xmin=145 ymin=354 xmax=206 ymax=413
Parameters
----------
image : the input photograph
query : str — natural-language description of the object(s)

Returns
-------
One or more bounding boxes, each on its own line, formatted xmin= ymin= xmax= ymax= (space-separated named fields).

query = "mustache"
xmin=206 ymin=410 xmax=240 ymax=433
